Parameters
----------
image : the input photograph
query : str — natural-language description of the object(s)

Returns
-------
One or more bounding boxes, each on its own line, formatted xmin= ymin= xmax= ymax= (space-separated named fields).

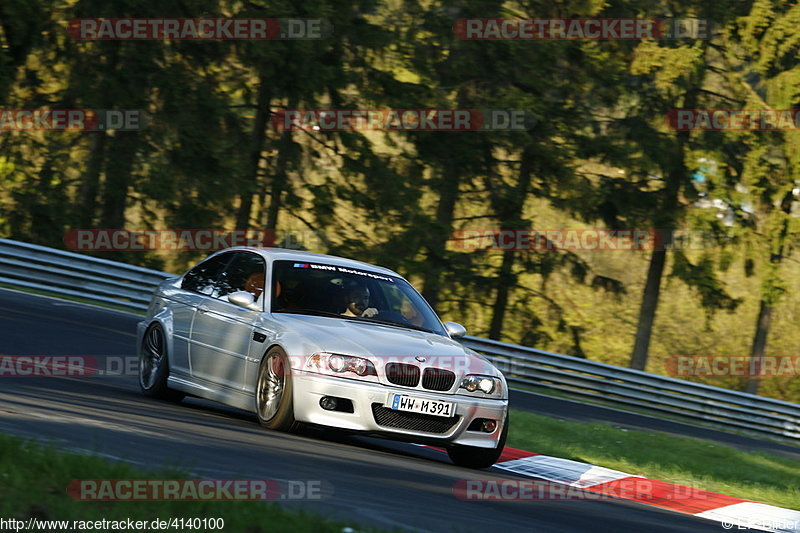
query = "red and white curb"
xmin=428 ymin=446 xmax=800 ymax=532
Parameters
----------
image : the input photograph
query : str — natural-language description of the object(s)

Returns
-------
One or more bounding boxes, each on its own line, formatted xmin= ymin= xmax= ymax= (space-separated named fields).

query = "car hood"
xmin=266 ymin=313 xmax=500 ymax=378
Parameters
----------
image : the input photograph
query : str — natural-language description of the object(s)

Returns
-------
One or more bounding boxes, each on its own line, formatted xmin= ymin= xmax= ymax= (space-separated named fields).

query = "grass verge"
xmin=0 ymin=433 xmax=372 ymax=532
xmin=507 ymin=408 xmax=800 ymax=510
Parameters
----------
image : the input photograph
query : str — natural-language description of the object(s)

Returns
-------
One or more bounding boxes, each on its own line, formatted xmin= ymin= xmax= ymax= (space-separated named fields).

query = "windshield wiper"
xmin=275 ymin=308 xmax=343 ymax=319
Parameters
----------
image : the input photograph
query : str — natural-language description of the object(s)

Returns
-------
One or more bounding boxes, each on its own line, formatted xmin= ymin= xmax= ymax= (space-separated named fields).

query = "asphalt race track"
xmin=1 ymin=287 xmax=792 ymax=532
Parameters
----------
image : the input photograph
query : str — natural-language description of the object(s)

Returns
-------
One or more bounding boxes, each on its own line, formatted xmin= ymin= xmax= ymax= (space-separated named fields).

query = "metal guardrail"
xmin=460 ymin=336 xmax=800 ymax=441
xmin=1 ymin=237 xmax=798 ymax=441
xmin=0 ymin=238 xmax=169 ymax=312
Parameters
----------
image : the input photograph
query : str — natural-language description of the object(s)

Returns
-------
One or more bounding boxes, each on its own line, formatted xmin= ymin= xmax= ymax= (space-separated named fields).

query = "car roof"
xmin=218 ymin=247 xmax=400 ymax=277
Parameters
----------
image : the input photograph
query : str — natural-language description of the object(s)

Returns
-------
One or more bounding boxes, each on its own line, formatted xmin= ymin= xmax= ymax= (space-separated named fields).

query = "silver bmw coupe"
xmin=137 ymin=247 xmax=509 ymax=468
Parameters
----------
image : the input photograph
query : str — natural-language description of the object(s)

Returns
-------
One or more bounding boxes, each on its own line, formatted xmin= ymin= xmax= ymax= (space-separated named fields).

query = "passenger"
xmin=400 ymin=298 xmax=424 ymax=326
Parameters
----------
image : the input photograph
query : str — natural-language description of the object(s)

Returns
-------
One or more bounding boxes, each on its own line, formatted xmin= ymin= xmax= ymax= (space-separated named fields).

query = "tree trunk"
xmin=76 ymin=131 xmax=106 ymax=228
xmin=629 ymin=142 xmax=687 ymax=370
xmin=488 ymin=148 xmax=533 ymax=340
xmin=745 ymin=300 xmax=772 ymax=394
xmin=489 ymin=250 xmax=516 ymax=340
xmin=745 ymin=189 xmax=793 ymax=394
xmin=235 ymin=74 xmax=272 ymax=229
xmin=629 ymin=247 xmax=668 ymax=370
xmin=628 ymin=73 xmax=700 ymax=370
xmin=421 ymin=158 xmax=460 ymax=311
xmin=263 ymin=95 xmax=298 ymax=234
xmin=99 ymin=133 xmax=138 ymax=229
xmin=264 ymin=127 xmax=293 ymax=233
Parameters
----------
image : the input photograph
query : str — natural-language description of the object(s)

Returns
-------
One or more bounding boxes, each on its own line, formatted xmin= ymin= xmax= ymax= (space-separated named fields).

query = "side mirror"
xmin=228 ymin=291 xmax=261 ymax=311
xmin=444 ymin=321 xmax=467 ymax=339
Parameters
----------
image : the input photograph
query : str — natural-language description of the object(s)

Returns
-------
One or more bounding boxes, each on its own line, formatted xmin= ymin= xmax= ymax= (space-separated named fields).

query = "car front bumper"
xmin=292 ymin=372 xmax=508 ymax=448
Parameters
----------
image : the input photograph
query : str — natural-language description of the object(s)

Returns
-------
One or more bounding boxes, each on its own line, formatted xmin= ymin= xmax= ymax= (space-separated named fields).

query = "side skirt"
xmin=168 ymin=373 xmax=255 ymax=412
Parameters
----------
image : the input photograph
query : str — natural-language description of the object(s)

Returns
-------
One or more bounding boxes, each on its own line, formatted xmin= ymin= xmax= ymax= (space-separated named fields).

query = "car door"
xmin=171 ymin=252 xmax=234 ymax=376
xmin=189 ymin=251 xmax=265 ymax=391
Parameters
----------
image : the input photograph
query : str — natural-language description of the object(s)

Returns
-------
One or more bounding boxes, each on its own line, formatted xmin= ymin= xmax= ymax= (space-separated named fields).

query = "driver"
xmin=342 ymin=281 xmax=379 ymax=318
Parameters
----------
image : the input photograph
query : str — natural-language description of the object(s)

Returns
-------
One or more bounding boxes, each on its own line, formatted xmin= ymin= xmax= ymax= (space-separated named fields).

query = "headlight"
xmin=459 ymin=375 xmax=498 ymax=394
xmin=307 ymin=352 xmax=377 ymax=377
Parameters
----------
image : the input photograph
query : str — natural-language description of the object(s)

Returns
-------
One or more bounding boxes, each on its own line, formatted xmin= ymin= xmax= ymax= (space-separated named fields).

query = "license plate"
xmin=387 ymin=393 xmax=454 ymax=417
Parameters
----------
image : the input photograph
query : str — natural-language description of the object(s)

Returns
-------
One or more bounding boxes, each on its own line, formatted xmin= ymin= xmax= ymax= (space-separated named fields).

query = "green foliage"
xmin=670 ymin=250 xmax=741 ymax=314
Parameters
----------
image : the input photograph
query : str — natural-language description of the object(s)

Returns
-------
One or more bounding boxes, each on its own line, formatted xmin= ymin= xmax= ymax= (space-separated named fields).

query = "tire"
xmin=139 ymin=323 xmax=185 ymax=402
xmin=256 ymin=346 xmax=299 ymax=432
xmin=447 ymin=414 xmax=508 ymax=469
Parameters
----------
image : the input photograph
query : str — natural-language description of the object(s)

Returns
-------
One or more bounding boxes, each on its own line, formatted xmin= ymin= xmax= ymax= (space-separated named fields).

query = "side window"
xmin=181 ymin=253 xmax=233 ymax=296
xmin=215 ymin=252 xmax=266 ymax=303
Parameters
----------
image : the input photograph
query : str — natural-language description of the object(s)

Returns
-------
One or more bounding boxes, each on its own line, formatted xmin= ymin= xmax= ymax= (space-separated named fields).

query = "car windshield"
xmin=270 ymin=260 xmax=446 ymax=335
